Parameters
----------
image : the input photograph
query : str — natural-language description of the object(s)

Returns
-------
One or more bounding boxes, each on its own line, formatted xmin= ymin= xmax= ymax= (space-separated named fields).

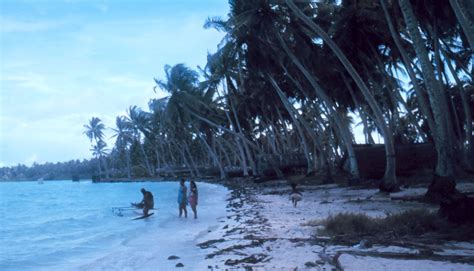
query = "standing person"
xmin=290 ymin=183 xmax=302 ymax=207
xmin=132 ymin=188 xmax=154 ymax=216
xmin=188 ymin=180 xmax=198 ymax=219
xmin=177 ymin=179 xmax=188 ymax=218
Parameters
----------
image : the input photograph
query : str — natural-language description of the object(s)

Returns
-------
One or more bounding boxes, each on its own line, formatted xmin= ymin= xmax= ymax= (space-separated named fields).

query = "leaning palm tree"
xmin=126 ymin=106 xmax=154 ymax=177
xmin=285 ymin=0 xmax=398 ymax=192
xmin=111 ymin=116 xmax=133 ymax=179
xmin=397 ymin=0 xmax=456 ymax=201
xmin=155 ymin=63 xmax=229 ymax=179
xmin=84 ymin=117 xmax=109 ymax=179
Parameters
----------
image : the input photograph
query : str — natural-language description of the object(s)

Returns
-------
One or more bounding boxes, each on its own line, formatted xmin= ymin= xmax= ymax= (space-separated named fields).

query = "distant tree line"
xmin=0 ymin=159 xmax=96 ymax=181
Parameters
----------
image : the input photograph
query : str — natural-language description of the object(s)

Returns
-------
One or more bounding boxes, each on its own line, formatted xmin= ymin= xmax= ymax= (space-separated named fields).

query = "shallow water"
xmin=0 ymin=180 xmax=228 ymax=270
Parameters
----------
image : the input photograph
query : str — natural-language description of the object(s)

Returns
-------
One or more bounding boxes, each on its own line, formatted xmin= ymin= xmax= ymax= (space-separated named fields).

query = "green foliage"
xmin=0 ymin=159 xmax=96 ymax=181
xmin=78 ymin=0 xmax=474 ymax=182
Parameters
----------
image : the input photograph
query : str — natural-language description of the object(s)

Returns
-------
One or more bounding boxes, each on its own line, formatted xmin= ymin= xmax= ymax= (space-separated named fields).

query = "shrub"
xmin=322 ymin=213 xmax=382 ymax=236
xmin=319 ymin=209 xmax=450 ymax=238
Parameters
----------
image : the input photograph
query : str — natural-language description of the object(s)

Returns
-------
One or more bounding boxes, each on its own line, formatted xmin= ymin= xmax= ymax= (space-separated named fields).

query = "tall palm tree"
xmin=111 ymin=116 xmax=133 ymax=179
xmin=155 ymin=64 xmax=228 ymax=179
xmin=448 ymin=0 xmax=474 ymax=50
xmin=285 ymin=0 xmax=399 ymax=192
xmin=83 ymin=117 xmax=109 ymax=179
xmin=126 ymin=106 xmax=154 ymax=177
xmin=397 ymin=0 xmax=456 ymax=200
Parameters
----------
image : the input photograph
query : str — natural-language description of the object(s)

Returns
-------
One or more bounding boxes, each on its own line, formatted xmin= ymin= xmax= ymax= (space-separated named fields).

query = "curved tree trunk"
xmin=195 ymin=129 xmax=226 ymax=179
xmin=268 ymin=74 xmax=314 ymax=174
xmin=216 ymin=137 xmax=232 ymax=170
xmin=174 ymin=141 xmax=196 ymax=178
xmin=448 ymin=0 xmax=474 ymax=50
xmin=229 ymin=95 xmax=257 ymax=176
xmin=276 ymin=28 xmax=361 ymax=181
xmin=183 ymin=140 xmax=201 ymax=178
xmin=441 ymin=48 xmax=474 ymax=170
xmin=286 ymin=0 xmax=398 ymax=192
xmin=139 ymin=141 xmax=153 ymax=177
xmin=283 ymin=66 xmax=334 ymax=174
xmin=380 ymin=0 xmax=436 ymax=137
xmin=219 ymin=80 xmax=249 ymax=176
xmin=397 ymin=0 xmax=456 ymax=201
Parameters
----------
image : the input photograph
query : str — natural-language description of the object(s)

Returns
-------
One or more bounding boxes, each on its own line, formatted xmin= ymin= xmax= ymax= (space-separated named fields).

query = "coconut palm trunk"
xmin=183 ymin=140 xmax=201 ymax=177
xmin=448 ymin=0 xmax=474 ymax=50
xmin=276 ymin=30 xmax=361 ymax=180
xmin=440 ymin=45 xmax=473 ymax=170
xmin=194 ymin=128 xmax=226 ymax=179
xmin=228 ymin=92 xmax=257 ymax=175
xmin=138 ymin=140 xmax=153 ymax=177
xmin=397 ymin=0 xmax=456 ymax=200
xmin=126 ymin=148 xmax=132 ymax=179
xmin=268 ymin=74 xmax=316 ymax=174
xmin=286 ymin=0 xmax=398 ymax=192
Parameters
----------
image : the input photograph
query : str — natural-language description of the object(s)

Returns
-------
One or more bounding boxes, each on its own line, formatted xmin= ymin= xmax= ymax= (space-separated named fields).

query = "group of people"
xmin=133 ymin=179 xmax=301 ymax=220
xmin=133 ymin=179 xmax=199 ymax=219
xmin=177 ymin=178 xmax=198 ymax=219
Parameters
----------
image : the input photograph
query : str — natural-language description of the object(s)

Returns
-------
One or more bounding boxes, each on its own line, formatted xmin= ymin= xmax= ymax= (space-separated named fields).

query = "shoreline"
xmin=3 ymin=177 xmax=474 ymax=269
xmin=194 ymin=179 xmax=474 ymax=270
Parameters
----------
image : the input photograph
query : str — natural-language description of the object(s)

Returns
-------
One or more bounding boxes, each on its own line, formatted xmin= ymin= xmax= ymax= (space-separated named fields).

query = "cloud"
xmin=2 ymin=73 xmax=61 ymax=95
xmin=0 ymin=1 xmax=228 ymax=167
xmin=0 ymin=18 xmax=65 ymax=32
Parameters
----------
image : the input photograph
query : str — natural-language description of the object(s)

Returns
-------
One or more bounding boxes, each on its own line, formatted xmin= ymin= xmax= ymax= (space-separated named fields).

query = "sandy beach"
xmin=187 ymin=179 xmax=474 ymax=270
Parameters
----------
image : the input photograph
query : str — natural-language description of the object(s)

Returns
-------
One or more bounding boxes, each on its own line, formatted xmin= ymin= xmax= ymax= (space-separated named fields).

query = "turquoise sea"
xmin=0 ymin=180 xmax=228 ymax=270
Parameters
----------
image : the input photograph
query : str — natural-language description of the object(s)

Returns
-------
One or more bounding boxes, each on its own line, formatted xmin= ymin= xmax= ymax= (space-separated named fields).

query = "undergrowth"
xmin=315 ymin=209 xmax=474 ymax=241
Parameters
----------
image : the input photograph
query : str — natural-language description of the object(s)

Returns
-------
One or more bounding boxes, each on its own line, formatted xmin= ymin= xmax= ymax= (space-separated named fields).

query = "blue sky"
xmin=0 ymin=0 xmax=228 ymax=167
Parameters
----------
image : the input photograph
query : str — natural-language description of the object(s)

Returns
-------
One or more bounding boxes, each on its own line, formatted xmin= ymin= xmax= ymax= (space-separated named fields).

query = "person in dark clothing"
xmin=133 ymin=188 xmax=154 ymax=216
xmin=178 ymin=179 xmax=188 ymax=218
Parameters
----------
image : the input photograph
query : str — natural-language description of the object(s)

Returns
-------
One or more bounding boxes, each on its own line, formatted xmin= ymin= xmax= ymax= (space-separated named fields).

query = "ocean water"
xmin=0 ymin=180 xmax=229 ymax=271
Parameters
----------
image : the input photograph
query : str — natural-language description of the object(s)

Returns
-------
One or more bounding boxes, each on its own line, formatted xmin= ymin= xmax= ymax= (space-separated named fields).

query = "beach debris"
xmin=224 ymin=254 xmax=269 ymax=266
xmin=197 ymin=239 xmax=225 ymax=249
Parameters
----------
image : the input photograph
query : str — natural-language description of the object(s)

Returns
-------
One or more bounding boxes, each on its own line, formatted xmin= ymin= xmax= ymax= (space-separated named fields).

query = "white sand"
xmin=196 ymin=181 xmax=474 ymax=270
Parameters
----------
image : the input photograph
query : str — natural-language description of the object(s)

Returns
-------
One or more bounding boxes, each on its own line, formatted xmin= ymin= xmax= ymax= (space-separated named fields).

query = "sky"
xmin=0 ymin=0 xmax=229 ymax=167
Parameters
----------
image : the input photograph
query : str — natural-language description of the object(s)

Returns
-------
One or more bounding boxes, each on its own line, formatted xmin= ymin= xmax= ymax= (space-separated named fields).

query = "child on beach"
xmin=290 ymin=183 xmax=302 ymax=207
xmin=188 ymin=181 xmax=198 ymax=219
xmin=178 ymin=179 xmax=188 ymax=218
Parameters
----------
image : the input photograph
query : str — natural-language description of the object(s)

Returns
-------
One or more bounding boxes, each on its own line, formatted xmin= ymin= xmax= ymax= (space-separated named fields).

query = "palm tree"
xmin=83 ymin=117 xmax=109 ymax=179
xmin=397 ymin=0 xmax=456 ymax=200
xmin=126 ymin=106 xmax=154 ymax=177
xmin=448 ymin=0 xmax=474 ymax=50
xmin=285 ymin=0 xmax=399 ymax=192
xmin=155 ymin=64 xmax=229 ymax=179
xmin=111 ymin=116 xmax=133 ymax=179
